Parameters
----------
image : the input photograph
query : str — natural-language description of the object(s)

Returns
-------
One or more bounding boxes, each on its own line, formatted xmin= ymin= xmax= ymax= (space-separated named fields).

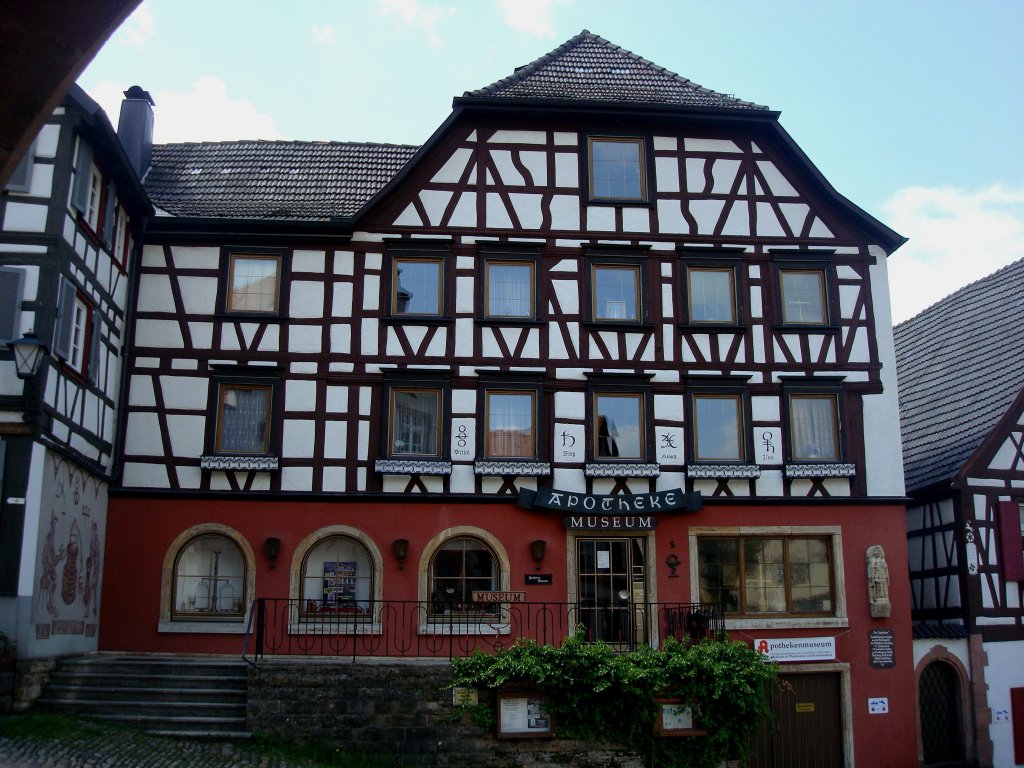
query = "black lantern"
xmin=8 ymin=332 xmax=48 ymax=379
xmin=393 ymin=538 xmax=410 ymax=569
xmin=264 ymin=537 xmax=282 ymax=569
xmin=531 ymin=539 xmax=547 ymax=570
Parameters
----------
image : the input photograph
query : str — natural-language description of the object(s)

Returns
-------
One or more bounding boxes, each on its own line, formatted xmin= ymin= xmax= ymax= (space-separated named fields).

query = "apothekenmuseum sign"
xmin=517 ymin=487 xmax=703 ymax=530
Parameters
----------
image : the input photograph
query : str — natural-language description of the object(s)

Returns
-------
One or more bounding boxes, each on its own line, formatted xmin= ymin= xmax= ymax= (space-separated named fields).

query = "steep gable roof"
xmin=145 ymin=141 xmax=418 ymax=221
xmin=463 ymin=30 xmax=768 ymax=111
xmin=894 ymin=257 xmax=1024 ymax=492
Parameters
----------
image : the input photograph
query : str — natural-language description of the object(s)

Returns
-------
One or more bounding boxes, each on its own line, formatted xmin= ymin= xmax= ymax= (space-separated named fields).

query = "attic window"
xmin=587 ymin=136 xmax=648 ymax=203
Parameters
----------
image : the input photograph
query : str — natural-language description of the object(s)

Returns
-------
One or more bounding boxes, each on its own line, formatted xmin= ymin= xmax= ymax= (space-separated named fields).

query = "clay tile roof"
xmin=894 ymin=257 xmax=1024 ymax=492
xmin=145 ymin=141 xmax=418 ymax=221
xmin=464 ymin=29 xmax=769 ymax=111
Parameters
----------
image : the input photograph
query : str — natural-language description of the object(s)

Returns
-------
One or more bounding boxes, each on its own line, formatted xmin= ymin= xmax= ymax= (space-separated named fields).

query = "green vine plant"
xmin=450 ymin=627 xmax=778 ymax=768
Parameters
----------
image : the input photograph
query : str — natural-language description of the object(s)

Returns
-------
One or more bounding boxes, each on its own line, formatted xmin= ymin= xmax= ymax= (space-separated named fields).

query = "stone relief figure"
xmin=83 ymin=521 xmax=101 ymax=617
xmin=866 ymin=545 xmax=891 ymax=618
xmin=38 ymin=512 xmax=66 ymax=617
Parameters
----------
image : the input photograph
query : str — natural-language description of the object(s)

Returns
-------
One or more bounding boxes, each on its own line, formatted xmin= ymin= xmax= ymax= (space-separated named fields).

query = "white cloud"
xmin=114 ymin=2 xmax=154 ymax=49
xmin=310 ymin=24 xmax=336 ymax=45
xmin=376 ymin=0 xmax=455 ymax=44
xmin=88 ymin=77 xmax=286 ymax=143
xmin=497 ymin=0 xmax=568 ymax=38
xmin=883 ymin=183 xmax=1024 ymax=324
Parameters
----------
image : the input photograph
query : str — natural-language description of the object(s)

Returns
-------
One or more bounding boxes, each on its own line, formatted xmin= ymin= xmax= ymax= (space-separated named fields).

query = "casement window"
xmin=429 ymin=536 xmax=499 ymax=618
xmin=0 ymin=268 xmax=26 ymax=344
xmin=53 ymin=276 xmax=100 ymax=380
xmin=779 ymin=268 xmax=828 ymax=325
xmin=692 ymin=394 xmax=745 ymax=462
xmin=698 ymin=536 xmax=835 ymax=615
xmin=227 ymin=253 xmax=281 ymax=314
xmin=484 ymin=260 xmax=534 ymax=319
xmin=788 ymin=394 xmax=841 ymax=461
xmin=593 ymin=392 xmax=645 ymax=460
xmin=69 ymin=138 xmax=118 ymax=245
xmin=587 ymin=136 xmax=647 ymax=202
xmin=389 ymin=387 xmax=442 ymax=457
xmin=484 ymin=390 xmax=537 ymax=459
xmin=112 ymin=205 xmax=130 ymax=269
xmin=300 ymin=535 xmax=375 ymax=615
xmin=686 ymin=266 xmax=737 ymax=324
xmin=4 ymin=141 xmax=34 ymax=193
xmin=215 ymin=383 xmax=273 ymax=454
xmin=392 ymin=256 xmax=444 ymax=317
xmin=172 ymin=534 xmax=246 ymax=619
xmin=591 ymin=263 xmax=641 ymax=322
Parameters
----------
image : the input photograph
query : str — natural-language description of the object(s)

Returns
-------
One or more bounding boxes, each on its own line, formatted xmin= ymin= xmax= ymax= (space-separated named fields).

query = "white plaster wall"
xmin=983 ymin=639 xmax=1024 ymax=768
xmin=863 ymin=250 xmax=906 ymax=496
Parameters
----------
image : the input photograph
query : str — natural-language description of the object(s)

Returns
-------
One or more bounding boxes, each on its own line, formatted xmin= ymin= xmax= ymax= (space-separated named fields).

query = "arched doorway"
xmin=919 ymin=660 xmax=966 ymax=766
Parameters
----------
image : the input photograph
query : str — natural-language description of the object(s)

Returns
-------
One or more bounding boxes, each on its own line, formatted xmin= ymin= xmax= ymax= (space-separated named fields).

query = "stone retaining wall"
xmin=247 ymin=659 xmax=643 ymax=767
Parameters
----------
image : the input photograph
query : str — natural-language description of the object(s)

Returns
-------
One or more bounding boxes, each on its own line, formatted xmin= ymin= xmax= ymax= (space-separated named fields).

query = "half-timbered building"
xmin=0 ymin=85 xmax=151 ymax=669
xmin=896 ymin=257 xmax=1024 ymax=768
xmin=99 ymin=31 xmax=914 ymax=765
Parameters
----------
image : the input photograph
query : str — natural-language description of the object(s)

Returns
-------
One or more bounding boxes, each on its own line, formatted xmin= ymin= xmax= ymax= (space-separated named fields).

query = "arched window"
xmin=429 ymin=536 xmax=498 ymax=617
xmin=172 ymin=534 xmax=246 ymax=620
xmin=300 ymin=535 xmax=374 ymax=615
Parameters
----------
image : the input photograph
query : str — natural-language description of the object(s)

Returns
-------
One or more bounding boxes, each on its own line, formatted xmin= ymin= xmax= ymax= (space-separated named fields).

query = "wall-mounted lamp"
xmin=531 ymin=539 xmax=547 ymax=570
xmin=7 ymin=332 xmax=48 ymax=379
xmin=264 ymin=537 xmax=281 ymax=569
xmin=393 ymin=538 xmax=410 ymax=570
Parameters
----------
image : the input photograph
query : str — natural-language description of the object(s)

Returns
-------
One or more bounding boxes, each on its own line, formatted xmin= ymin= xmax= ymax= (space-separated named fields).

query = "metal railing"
xmin=241 ymin=599 xmax=723 ymax=664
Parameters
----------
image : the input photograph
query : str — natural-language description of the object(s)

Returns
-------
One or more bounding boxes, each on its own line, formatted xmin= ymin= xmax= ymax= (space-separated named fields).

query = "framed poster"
xmin=322 ymin=561 xmax=357 ymax=607
xmin=496 ymin=692 xmax=554 ymax=738
xmin=653 ymin=699 xmax=706 ymax=737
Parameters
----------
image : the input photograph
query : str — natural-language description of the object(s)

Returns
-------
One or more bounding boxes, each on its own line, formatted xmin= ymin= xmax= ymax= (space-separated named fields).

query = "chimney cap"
xmin=123 ymin=85 xmax=155 ymax=106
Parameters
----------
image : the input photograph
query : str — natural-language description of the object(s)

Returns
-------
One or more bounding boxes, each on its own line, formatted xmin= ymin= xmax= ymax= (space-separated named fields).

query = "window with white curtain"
xmin=789 ymin=394 xmax=840 ymax=461
xmin=485 ymin=390 xmax=536 ymax=458
xmin=485 ymin=260 xmax=534 ymax=319
xmin=687 ymin=267 xmax=737 ymax=324
xmin=216 ymin=384 xmax=272 ymax=453
xmin=389 ymin=388 xmax=441 ymax=456
xmin=780 ymin=269 xmax=827 ymax=325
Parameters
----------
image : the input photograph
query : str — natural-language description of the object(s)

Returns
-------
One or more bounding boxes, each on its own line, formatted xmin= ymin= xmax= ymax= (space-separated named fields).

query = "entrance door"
xmin=576 ymin=538 xmax=647 ymax=648
xmin=748 ymin=672 xmax=844 ymax=767
xmin=919 ymin=661 xmax=966 ymax=766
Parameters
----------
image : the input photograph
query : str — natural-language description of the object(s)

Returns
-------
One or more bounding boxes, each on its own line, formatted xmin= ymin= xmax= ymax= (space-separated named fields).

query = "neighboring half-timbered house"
xmin=896 ymin=257 xmax=1024 ymax=768
xmin=0 ymin=85 xmax=151 ymax=671
xmin=101 ymin=32 xmax=915 ymax=765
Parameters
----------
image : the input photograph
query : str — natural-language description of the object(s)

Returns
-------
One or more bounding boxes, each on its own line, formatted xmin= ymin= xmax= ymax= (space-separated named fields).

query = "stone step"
xmin=85 ymin=712 xmax=249 ymax=735
xmin=39 ymin=697 xmax=246 ymax=719
xmin=46 ymin=671 xmax=247 ymax=691
xmin=42 ymin=684 xmax=246 ymax=704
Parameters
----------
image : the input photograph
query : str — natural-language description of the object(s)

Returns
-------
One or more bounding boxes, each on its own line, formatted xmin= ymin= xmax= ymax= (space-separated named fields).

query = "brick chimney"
xmin=117 ymin=85 xmax=155 ymax=178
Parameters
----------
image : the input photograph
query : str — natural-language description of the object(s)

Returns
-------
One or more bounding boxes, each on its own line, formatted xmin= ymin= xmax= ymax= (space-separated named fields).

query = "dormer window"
xmin=587 ymin=136 xmax=647 ymax=202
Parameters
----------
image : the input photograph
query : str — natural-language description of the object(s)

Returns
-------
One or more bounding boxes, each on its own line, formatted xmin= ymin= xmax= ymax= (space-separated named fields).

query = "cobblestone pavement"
xmin=0 ymin=728 xmax=347 ymax=768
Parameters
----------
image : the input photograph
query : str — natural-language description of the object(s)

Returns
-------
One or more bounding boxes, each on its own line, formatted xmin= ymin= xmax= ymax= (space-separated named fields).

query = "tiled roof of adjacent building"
xmin=463 ymin=30 xmax=769 ymax=111
xmin=894 ymin=257 xmax=1024 ymax=492
xmin=145 ymin=141 xmax=419 ymax=220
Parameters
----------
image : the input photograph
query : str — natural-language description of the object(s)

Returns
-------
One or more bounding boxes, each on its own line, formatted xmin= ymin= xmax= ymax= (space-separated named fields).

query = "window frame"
xmin=696 ymin=534 xmax=837 ymax=617
xmin=299 ymin=534 xmax=376 ymax=618
xmin=482 ymin=258 xmax=537 ymax=321
xmin=428 ymin=535 xmax=501 ymax=621
xmin=170 ymin=533 xmax=247 ymax=621
xmin=787 ymin=392 xmax=843 ymax=463
xmin=225 ymin=252 xmax=283 ymax=316
xmin=387 ymin=385 xmax=444 ymax=459
xmin=483 ymin=388 xmax=539 ymax=460
xmin=772 ymin=255 xmax=838 ymax=328
xmin=690 ymin=392 xmax=747 ymax=463
xmin=390 ymin=254 xmax=446 ymax=318
xmin=591 ymin=390 xmax=647 ymax=461
xmin=586 ymin=135 xmax=650 ymax=204
xmin=213 ymin=381 xmax=276 ymax=456
xmin=685 ymin=265 xmax=739 ymax=325
xmin=53 ymin=276 xmax=99 ymax=381
xmin=590 ymin=262 xmax=643 ymax=324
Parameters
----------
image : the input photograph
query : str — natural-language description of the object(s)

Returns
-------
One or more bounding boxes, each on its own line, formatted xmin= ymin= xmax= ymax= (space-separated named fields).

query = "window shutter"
xmin=0 ymin=268 xmax=25 ymax=343
xmin=70 ymin=140 xmax=93 ymax=213
xmin=53 ymin=276 xmax=75 ymax=360
xmin=4 ymin=142 xmax=34 ymax=192
xmin=998 ymin=501 xmax=1024 ymax=582
xmin=101 ymin=182 xmax=116 ymax=246
xmin=87 ymin=308 xmax=102 ymax=384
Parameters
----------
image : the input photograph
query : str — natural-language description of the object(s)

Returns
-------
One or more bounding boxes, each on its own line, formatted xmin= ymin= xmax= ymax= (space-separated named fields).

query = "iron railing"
xmin=241 ymin=599 xmax=723 ymax=664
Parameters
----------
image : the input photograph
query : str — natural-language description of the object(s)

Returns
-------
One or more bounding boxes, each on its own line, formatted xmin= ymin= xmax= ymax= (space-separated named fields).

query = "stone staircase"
xmin=36 ymin=654 xmax=249 ymax=738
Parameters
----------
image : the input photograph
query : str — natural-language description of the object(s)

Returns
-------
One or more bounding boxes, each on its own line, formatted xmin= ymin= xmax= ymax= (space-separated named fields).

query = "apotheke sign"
xmin=518 ymin=487 xmax=702 ymax=515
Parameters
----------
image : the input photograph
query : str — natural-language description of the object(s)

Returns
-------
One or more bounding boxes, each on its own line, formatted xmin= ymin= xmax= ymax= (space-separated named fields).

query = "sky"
xmin=78 ymin=0 xmax=1024 ymax=325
